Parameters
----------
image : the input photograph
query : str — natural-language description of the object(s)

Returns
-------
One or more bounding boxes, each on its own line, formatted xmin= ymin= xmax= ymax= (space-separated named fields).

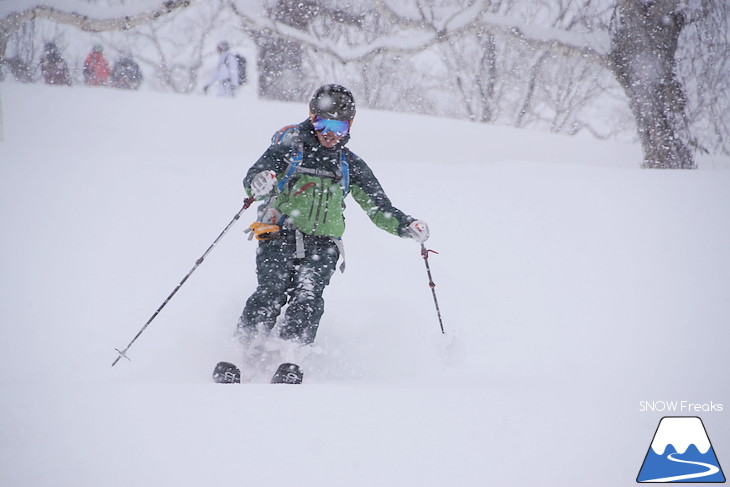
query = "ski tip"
xmin=270 ymin=363 xmax=303 ymax=385
xmin=213 ymin=361 xmax=241 ymax=384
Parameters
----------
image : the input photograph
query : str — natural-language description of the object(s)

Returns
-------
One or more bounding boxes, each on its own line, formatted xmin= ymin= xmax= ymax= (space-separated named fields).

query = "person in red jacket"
xmin=83 ymin=45 xmax=110 ymax=86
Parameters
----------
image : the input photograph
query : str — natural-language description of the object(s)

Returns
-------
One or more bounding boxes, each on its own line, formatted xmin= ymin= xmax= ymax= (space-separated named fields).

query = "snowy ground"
xmin=1 ymin=82 xmax=729 ymax=486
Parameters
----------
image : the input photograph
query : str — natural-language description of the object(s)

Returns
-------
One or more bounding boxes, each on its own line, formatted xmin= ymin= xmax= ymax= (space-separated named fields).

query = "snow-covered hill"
xmin=1 ymin=82 xmax=728 ymax=486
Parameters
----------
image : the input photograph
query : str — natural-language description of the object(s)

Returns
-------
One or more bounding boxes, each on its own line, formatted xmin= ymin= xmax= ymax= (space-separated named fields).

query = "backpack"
xmin=234 ymin=54 xmax=247 ymax=85
xmin=271 ymin=125 xmax=350 ymax=195
xmin=264 ymin=125 xmax=351 ymax=238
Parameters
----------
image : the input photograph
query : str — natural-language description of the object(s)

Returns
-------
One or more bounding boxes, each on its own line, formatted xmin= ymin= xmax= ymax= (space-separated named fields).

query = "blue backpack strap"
xmin=272 ymin=124 xmax=350 ymax=196
xmin=277 ymin=144 xmax=302 ymax=193
xmin=339 ymin=151 xmax=350 ymax=194
xmin=271 ymin=125 xmax=303 ymax=193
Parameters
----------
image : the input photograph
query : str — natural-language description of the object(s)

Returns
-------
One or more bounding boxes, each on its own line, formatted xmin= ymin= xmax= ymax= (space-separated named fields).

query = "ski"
xmin=270 ymin=363 xmax=303 ymax=384
xmin=212 ymin=361 xmax=303 ymax=384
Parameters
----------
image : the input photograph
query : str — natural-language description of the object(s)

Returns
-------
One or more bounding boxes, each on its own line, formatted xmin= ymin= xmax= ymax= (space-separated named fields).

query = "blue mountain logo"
xmin=638 ymin=416 xmax=725 ymax=483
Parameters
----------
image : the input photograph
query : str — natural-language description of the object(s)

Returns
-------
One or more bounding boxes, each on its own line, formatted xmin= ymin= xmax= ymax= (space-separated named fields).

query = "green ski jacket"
xmin=244 ymin=119 xmax=414 ymax=239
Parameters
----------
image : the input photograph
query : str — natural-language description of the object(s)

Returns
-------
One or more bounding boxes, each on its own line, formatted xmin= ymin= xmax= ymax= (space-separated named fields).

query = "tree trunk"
xmin=609 ymin=0 xmax=695 ymax=169
xmin=477 ymin=32 xmax=498 ymax=123
xmin=0 ymin=85 xmax=4 ymax=142
xmin=257 ymin=36 xmax=306 ymax=101
xmin=253 ymin=0 xmax=319 ymax=101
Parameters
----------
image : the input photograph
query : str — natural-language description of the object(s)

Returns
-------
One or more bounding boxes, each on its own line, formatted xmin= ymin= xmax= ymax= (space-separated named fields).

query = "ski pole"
xmin=420 ymin=243 xmax=445 ymax=334
xmin=112 ymin=197 xmax=255 ymax=366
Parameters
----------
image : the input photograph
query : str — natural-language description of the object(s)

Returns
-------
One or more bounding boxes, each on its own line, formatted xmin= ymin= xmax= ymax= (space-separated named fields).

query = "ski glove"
xmin=250 ymin=170 xmax=277 ymax=198
xmin=407 ymin=220 xmax=430 ymax=243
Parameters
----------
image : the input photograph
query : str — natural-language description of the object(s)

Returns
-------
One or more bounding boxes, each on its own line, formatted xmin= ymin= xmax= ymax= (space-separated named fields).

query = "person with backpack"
xmin=203 ymin=41 xmax=239 ymax=97
xmin=238 ymin=84 xmax=430 ymax=346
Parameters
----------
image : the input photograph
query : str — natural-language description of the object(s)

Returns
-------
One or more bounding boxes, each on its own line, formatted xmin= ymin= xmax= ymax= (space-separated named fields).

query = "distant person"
xmin=40 ymin=42 xmax=71 ymax=86
xmin=111 ymin=53 xmax=143 ymax=90
xmin=203 ymin=41 xmax=239 ymax=97
xmin=83 ymin=45 xmax=110 ymax=86
xmin=3 ymin=57 xmax=33 ymax=83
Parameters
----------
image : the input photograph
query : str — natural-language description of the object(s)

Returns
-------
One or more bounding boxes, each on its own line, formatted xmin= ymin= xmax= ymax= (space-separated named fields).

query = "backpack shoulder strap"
xmin=271 ymin=125 xmax=304 ymax=193
xmin=271 ymin=124 xmax=350 ymax=195
xmin=339 ymin=151 xmax=350 ymax=194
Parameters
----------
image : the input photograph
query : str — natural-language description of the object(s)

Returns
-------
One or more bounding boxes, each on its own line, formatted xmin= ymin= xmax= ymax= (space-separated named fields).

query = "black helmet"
xmin=309 ymin=84 xmax=356 ymax=121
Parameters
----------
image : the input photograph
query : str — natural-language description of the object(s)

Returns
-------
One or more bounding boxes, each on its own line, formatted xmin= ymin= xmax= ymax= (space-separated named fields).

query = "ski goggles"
xmin=312 ymin=117 xmax=350 ymax=137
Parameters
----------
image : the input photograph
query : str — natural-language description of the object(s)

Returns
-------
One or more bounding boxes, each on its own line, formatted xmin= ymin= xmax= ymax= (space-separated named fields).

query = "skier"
xmin=40 ymin=42 xmax=71 ymax=86
xmin=203 ymin=41 xmax=239 ymax=97
xmin=238 ymin=84 xmax=430 ymax=346
xmin=83 ymin=45 xmax=110 ymax=86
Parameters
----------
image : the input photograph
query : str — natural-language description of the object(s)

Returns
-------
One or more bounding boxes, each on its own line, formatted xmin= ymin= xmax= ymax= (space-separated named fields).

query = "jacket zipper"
xmin=313 ymin=185 xmax=326 ymax=227
xmin=321 ymin=186 xmax=330 ymax=226
xmin=308 ymin=184 xmax=318 ymax=221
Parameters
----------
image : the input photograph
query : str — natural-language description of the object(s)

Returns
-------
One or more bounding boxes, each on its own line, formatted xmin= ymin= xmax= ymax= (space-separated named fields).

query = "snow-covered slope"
xmin=1 ymin=82 xmax=728 ymax=486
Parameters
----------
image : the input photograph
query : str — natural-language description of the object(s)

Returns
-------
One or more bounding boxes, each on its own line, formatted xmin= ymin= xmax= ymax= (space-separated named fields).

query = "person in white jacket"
xmin=203 ymin=41 xmax=239 ymax=97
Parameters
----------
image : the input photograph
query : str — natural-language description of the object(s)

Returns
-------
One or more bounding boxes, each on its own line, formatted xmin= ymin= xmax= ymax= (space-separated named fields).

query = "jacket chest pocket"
xmin=277 ymin=175 xmax=345 ymax=236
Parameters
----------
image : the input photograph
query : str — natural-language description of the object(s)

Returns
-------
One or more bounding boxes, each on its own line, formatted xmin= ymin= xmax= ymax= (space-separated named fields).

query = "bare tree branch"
xmin=0 ymin=1 xmax=191 ymax=58
xmin=229 ymin=0 xmax=607 ymax=67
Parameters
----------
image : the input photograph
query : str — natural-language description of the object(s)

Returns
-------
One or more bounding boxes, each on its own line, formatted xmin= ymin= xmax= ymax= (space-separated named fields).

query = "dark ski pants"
xmin=238 ymin=231 xmax=339 ymax=344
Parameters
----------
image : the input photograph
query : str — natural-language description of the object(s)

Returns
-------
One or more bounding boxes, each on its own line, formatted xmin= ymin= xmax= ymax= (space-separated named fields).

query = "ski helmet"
xmin=309 ymin=84 xmax=356 ymax=121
